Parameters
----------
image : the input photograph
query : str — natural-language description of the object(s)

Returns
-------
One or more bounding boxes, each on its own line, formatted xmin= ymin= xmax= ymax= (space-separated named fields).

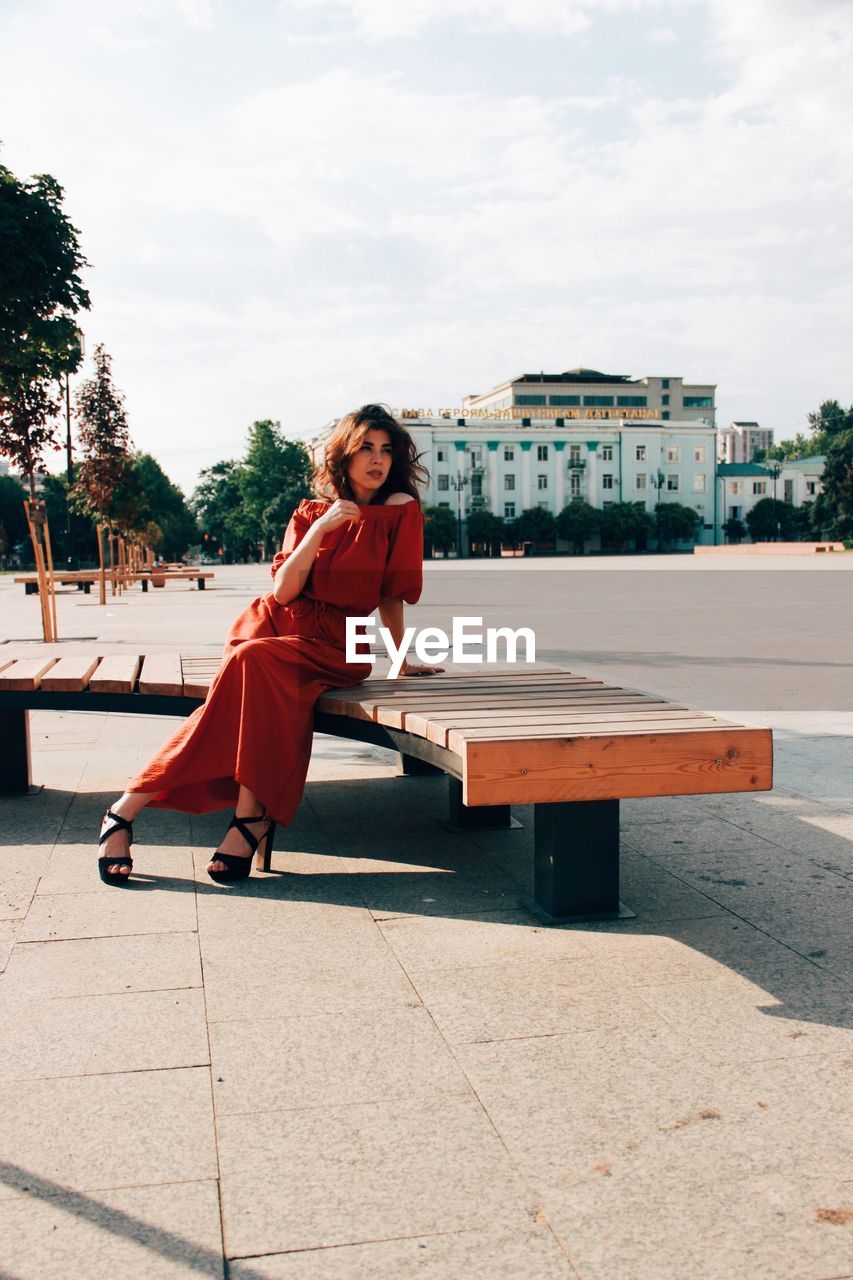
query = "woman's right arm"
xmin=272 ymin=500 xmax=361 ymax=605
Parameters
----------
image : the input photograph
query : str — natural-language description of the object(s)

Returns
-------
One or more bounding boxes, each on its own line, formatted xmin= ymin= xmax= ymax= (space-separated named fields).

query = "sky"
xmin=1 ymin=0 xmax=852 ymax=494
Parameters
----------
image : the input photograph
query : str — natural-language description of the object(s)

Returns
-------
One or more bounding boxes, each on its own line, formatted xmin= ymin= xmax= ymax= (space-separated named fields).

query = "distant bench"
xmin=14 ymin=570 xmax=214 ymax=594
xmin=0 ymin=653 xmax=773 ymax=923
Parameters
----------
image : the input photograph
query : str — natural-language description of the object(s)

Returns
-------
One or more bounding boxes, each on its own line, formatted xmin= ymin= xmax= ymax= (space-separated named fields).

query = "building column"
xmin=520 ymin=441 xmax=532 ymax=509
xmin=553 ymin=441 xmax=565 ymax=512
xmin=487 ymin=440 xmax=500 ymax=513
xmin=586 ymin=441 xmax=599 ymax=507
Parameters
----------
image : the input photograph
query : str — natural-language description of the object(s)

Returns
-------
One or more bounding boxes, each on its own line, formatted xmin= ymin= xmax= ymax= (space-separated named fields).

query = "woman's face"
xmin=346 ymin=427 xmax=393 ymax=499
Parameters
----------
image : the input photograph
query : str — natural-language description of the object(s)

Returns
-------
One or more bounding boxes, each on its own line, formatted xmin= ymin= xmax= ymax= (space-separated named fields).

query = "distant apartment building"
xmin=717 ymin=421 xmax=774 ymax=463
xmin=716 ymin=457 xmax=824 ymax=537
xmin=461 ymin=368 xmax=716 ymax=425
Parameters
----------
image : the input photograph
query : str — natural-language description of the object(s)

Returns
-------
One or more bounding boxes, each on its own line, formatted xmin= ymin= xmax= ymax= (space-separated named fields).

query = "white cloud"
xmin=644 ymin=25 xmax=680 ymax=43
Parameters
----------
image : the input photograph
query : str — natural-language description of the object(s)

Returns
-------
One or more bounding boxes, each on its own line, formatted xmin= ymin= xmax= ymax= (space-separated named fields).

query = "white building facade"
xmin=717 ymin=421 xmax=774 ymax=463
xmin=715 ymin=457 xmax=824 ymax=538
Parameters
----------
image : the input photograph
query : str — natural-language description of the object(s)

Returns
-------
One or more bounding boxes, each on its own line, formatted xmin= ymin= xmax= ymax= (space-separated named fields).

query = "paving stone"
xmin=210 ymin=1005 xmax=467 ymax=1116
xmin=193 ymin=863 xmax=366 ymax=932
xmin=227 ymin=1223 xmax=574 ymax=1279
xmin=379 ymin=910 xmax=593 ymax=973
xmin=0 ymin=931 xmax=201 ymax=999
xmin=39 ymin=842 xmax=197 ymax=894
xmin=217 ymin=1093 xmax=535 ymax=1259
xmin=0 ymin=1067 xmax=216 ymax=1197
xmin=0 ymin=1179 xmax=223 ymax=1279
xmin=0 ymin=987 xmax=209 ymax=1080
xmin=0 ymin=919 xmax=19 ymax=972
xmin=728 ymin=1051 xmax=853 ymax=1181
xmin=18 ymin=885 xmax=198 ymax=942
xmin=411 ymin=956 xmax=659 ymax=1044
xmin=0 ymin=846 xmax=53 ymax=920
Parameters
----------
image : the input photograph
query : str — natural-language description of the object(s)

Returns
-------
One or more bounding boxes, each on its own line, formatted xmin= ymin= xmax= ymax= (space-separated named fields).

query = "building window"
xmin=437 ymin=474 xmax=449 ymax=491
xmin=603 ymin=500 xmax=613 ymax=509
xmin=602 ymin=445 xmax=613 ymax=462
xmin=662 ymin=411 xmax=670 ymax=420
xmin=504 ymin=447 xmax=514 ymax=461
xmin=469 ymin=447 xmax=482 ymax=466
xmin=684 ymin=396 xmax=714 ymax=408
xmin=752 ymin=481 xmax=766 ymax=495
xmin=537 ymin=445 xmax=548 ymax=461
xmin=436 ymin=449 xmax=445 ymax=462
xmin=693 ymin=446 xmax=705 ymax=463
xmin=568 ymin=445 xmax=581 ymax=465
xmin=602 ymin=474 xmax=613 ymax=490
xmin=728 ymin=481 xmax=742 ymax=495
xmin=692 ymin=474 xmax=706 ymax=493
xmin=537 ymin=474 xmax=547 ymax=490
xmin=504 ymin=502 xmax=516 ymax=519
xmin=583 ymin=395 xmax=614 ymax=407
xmin=636 ymin=473 xmax=647 ymax=490
xmin=666 ymin=445 xmax=680 ymax=463
xmin=439 ymin=501 xmax=451 ymax=509
xmin=549 ymin=395 xmax=581 ymax=406
xmin=635 ymin=445 xmax=647 ymax=462
xmin=784 ymin=479 xmax=794 ymax=503
xmin=570 ymin=474 xmax=581 ymax=497
xmin=516 ymin=394 xmax=546 ymax=406
xmin=667 ymin=475 xmax=679 ymax=491
xmin=617 ymin=396 xmax=647 ymax=407
xmin=471 ymin=474 xmax=483 ymax=496
xmin=662 ymin=394 xmax=670 ymax=406
xmin=806 ymin=481 xmax=817 ymax=496
xmin=730 ymin=505 xmax=741 ymax=519
xmin=662 ymin=378 xmax=670 ymax=389
xmin=504 ymin=475 xmax=515 ymax=491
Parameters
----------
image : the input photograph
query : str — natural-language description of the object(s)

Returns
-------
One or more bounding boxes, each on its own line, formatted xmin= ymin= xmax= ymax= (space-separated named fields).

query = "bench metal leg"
xmin=83 ymin=581 xmax=91 ymax=594
xmin=197 ymin=577 xmax=205 ymax=590
xmin=0 ymin=709 xmax=32 ymax=794
xmin=446 ymin=776 xmax=515 ymax=831
xmin=400 ymin=752 xmax=444 ymax=776
xmin=25 ymin=582 xmax=38 ymax=596
xmin=140 ymin=578 xmax=148 ymax=592
xmin=533 ymin=799 xmax=630 ymax=922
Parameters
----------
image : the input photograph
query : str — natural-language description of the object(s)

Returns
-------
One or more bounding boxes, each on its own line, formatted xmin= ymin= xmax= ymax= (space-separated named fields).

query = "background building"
xmin=716 ymin=457 xmax=824 ymax=538
xmin=717 ymin=421 xmax=774 ymax=463
xmin=461 ymin=368 xmax=716 ymax=425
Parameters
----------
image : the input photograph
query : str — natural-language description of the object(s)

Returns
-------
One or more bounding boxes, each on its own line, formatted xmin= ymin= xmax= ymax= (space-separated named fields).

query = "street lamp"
xmin=765 ymin=461 xmax=782 ymax=541
xmin=450 ymin=473 xmax=469 ymax=558
xmin=650 ymin=468 xmax=665 ymax=552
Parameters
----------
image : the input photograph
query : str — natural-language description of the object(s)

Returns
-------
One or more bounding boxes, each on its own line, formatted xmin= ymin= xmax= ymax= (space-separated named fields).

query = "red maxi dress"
xmin=129 ymin=498 xmax=424 ymax=825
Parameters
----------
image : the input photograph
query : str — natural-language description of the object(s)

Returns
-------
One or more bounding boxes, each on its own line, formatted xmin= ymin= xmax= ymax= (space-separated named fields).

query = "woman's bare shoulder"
xmin=383 ymin=493 xmax=416 ymax=506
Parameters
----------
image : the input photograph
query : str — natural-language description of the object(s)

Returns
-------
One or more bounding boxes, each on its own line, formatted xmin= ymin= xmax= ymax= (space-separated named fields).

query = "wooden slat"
xmin=449 ymin=716 xmax=730 ymax=750
xmin=41 ymin=655 xmax=101 ymax=692
xmin=416 ymin=708 xmax=706 ymax=747
xmin=0 ymin=655 xmax=19 ymax=677
xmin=379 ymin=692 xmax=667 ymax=732
xmin=318 ymin=677 xmax=607 ymax=720
xmin=0 ymin=657 xmax=59 ymax=691
xmin=89 ymin=655 xmax=141 ymax=695
xmin=181 ymin=655 xmax=220 ymax=699
xmin=138 ymin=654 xmax=184 ymax=697
xmin=461 ymin=727 xmax=773 ymax=805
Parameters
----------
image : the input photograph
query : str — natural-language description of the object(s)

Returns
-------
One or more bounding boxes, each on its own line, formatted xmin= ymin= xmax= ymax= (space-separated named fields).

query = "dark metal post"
xmin=447 ymin=776 xmax=513 ymax=830
xmin=533 ymin=798 xmax=621 ymax=920
xmin=0 ymin=709 xmax=32 ymax=794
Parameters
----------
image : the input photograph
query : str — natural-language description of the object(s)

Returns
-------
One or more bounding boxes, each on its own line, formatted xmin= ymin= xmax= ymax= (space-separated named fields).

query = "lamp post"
xmin=650 ymin=468 xmax=665 ymax=552
xmin=450 ymin=473 xmax=469 ymax=558
xmin=766 ymin=461 xmax=782 ymax=541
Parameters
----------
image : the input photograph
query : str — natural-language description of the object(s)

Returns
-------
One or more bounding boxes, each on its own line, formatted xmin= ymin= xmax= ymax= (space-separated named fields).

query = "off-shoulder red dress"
xmin=128 ymin=498 xmax=423 ymax=825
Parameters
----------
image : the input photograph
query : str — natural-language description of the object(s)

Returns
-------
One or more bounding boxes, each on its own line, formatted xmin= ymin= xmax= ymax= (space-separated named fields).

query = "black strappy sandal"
xmin=207 ymin=814 xmax=276 ymax=883
xmin=98 ymin=809 xmax=134 ymax=886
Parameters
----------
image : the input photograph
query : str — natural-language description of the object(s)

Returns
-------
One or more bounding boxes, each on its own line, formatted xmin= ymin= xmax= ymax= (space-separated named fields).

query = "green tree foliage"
xmin=514 ymin=506 xmax=556 ymax=551
xmin=813 ymin=428 xmax=853 ymax=540
xmin=722 ymin=516 xmax=746 ymax=544
xmin=466 ymin=508 xmax=504 ymax=556
xmin=130 ymin=454 xmax=198 ymax=559
xmin=746 ymin=496 xmax=796 ymax=542
xmin=40 ymin=472 xmax=97 ymax=564
xmin=71 ymin=344 xmax=131 ymax=529
xmin=655 ymin=501 xmax=702 ymax=549
xmin=556 ymin=500 xmax=600 ymax=554
xmin=758 ymin=400 xmax=853 ymax=463
xmin=423 ymin=504 xmax=456 ymax=556
xmin=239 ymin=420 xmax=313 ymax=557
xmin=0 ymin=376 xmax=62 ymax=497
xmin=192 ymin=459 xmax=256 ymax=562
xmin=599 ymin=502 xmax=654 ymax=551
xmin=0 ymin=166 xmax=89 ymax=387
xmin=0 ymin=472 xmax=27 ymax=560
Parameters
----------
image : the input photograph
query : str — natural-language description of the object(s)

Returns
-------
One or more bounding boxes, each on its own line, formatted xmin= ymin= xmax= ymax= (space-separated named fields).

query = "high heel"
xmin=98 ymin=809 xmax=134 ymax=886
xmin=208 ymin=814 xmax=276 ymax=883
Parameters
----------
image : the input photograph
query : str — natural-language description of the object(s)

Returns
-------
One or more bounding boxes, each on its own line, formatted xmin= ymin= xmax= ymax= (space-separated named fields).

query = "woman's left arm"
xmin=378 ymin=596 xmax=444 ymax=678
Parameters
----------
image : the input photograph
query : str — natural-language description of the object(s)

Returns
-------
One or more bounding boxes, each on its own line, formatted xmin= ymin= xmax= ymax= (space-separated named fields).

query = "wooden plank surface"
xmin=0 ymin=656 xmax=20 ymax=678
xmin=418 ymin=708 xmax=711 ymax=747
xmin=41 ymin=655 xmax=101 ymax=692
xmin=89 ymin=655 xmax=141 ymax=695
xmin=318 ymin=676 xmax=606 ymax=720
xmin=138 ymin=654 xmax=184 ymax=697
xmin=380 ymin=692 xmax=668 ymax=732
xmin=462 ymin=726 xmax=773 ymax=805
xmin=181 ymin=655 xmax=221 ymax=699
xmin=0 ymin=657 xmax=59 ymax=691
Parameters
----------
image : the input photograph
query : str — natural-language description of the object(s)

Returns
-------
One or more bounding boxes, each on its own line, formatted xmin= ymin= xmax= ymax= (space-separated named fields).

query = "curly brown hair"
xmin=313 ymin=404 xmax=429 ymax=505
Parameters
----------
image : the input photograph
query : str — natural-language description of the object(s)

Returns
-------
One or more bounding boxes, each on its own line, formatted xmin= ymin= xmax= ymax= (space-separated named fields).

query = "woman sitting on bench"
xmin=97 ymin=404 xmax=443 ymax=886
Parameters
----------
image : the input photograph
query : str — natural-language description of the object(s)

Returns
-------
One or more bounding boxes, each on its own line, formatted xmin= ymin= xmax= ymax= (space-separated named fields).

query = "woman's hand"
xmin=399 ymin=660 xmax=445 ymax=678
xmin=315 ymin=499 xmax=362 ymax=532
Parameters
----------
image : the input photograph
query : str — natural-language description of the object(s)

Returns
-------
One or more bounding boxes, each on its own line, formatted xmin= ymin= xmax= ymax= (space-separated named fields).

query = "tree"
xmin=423 ymin=505 xmax=456 ymax=557
xmin=514 ymin=506 xmax=556 ymax=552
xmin=746 ymin=497 xmax=796 ymax=542
xmin=239 ymin=420 xmax=313 ymax=557
xmin=812 ymin=428 xmax=853 ymax=540
xmin=556 ymin=500 xmax=600 ymax=555
xmin=599 ymin=502 xmax=654 ymax=552
xmin=466 ymin=508 xmax=504 ymax=557
xmin=131 ymin=453 xmax=198 ymax=560
xmin=0 ymin=472 xmax=27 ymax=564
xmin=192 ymin=459 xmax=255 ymax=563
xmin=655 ymin=502 xmax=702 ymax=550
xmin=71 ymin=344 xmax=131 ymax=602
xmin=723 ymin=516 xmax=746 ymax=544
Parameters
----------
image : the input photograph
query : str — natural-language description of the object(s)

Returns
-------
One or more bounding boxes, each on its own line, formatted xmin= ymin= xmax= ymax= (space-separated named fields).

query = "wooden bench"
xmin=0 ymin=653 xmax=773 ymax=922
xmin=14 ymin=571 xmax=214 ymax=594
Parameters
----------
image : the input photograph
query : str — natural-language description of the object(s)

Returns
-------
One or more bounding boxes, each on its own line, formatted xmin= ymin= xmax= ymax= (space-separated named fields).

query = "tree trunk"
xmin=97 ymin=524 xmax=107 ymax=606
